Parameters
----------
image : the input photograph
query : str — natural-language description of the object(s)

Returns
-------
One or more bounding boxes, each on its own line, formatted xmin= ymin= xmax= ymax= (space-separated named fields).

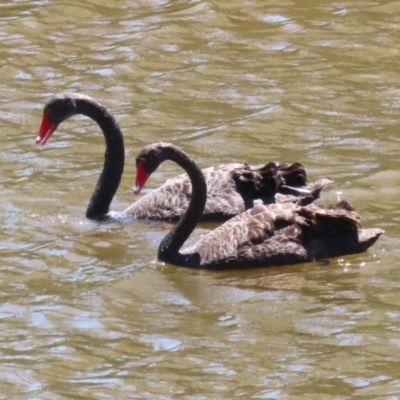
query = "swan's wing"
xmin=230 ymin=162 xmax=283 ymax=202
xmin=277 ymin=162 xmax=308 ymax=186
xmin=183 ymin=201 xmax=383 ymax=269
xmin=235 ymin=231 xmax=309 ymax=267
xmin=230 ymin=162 xmax=308 ymax=196
xmin=125 ymin=163 xmax=246 ymax=221
xmin=125 ymin=161 xmax=331 ymax=222
xmin=200 ymin=163 xmax=247 ymax=219
xmin=238 ymin=200 xmax=383 ymax=267
xmin=124 ymin=172 xmax=193 ymax=220
xmin=230 ymin=162 xmax=332 ymax=208
xmin=299 ymin=200 xmax=361 ymax=232
xmin=182 ymin=203 xmax=300 ymax=265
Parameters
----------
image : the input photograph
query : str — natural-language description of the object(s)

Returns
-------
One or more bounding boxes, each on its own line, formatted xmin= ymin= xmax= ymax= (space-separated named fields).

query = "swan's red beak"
xmin=36 ymin=112 xmax=57 ymax=146
xmin=133 ymin=162 xmax=149 ymax=195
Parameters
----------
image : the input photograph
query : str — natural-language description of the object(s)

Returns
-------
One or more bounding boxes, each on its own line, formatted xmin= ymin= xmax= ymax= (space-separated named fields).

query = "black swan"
xmin=36 ymin=92 xmax=331 ymax=221
xmin=134 ymin=143 xmax=384 ymax=269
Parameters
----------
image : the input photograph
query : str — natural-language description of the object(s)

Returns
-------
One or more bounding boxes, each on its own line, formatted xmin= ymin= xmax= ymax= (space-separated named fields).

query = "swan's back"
xmin=126 ymin=162 xmax=331 ymax=222
xmin=126 ymin=163 xmax=247 ymax=221
xmin=182 ymin=201 xmax=383 ymax=269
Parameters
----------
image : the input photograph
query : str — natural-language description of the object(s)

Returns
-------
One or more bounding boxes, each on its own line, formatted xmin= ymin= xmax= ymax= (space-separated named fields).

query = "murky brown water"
xmin=1 ymin=0 xmax=400 ymax=398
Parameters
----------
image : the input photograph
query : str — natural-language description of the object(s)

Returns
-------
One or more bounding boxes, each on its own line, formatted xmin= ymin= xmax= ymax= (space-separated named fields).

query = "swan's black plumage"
xmin=135 ymin=143 xmax=383 ymax=269
xmin=37 ymin=93 xmax=124 ymax=220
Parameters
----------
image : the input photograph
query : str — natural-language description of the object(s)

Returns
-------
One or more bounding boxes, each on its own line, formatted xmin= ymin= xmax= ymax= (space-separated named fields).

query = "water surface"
xmin=1 ymin=0 xmax=400 ymax=398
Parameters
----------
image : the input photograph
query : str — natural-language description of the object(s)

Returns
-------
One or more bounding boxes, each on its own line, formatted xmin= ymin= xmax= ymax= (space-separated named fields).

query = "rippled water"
xmin=1 ymin=0 xmax=400 ymax=398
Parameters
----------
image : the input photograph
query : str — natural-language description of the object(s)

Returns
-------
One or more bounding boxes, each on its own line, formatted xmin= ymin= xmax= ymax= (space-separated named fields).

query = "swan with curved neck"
xmin=36 ymin=93 xmax=124 ymax=220
xmin=37 ymin=92 xmax=331 ymax=222
xmin=134 ymin=143 xmax=384 ymax=269
xmin=135 ymin=143 xmax=207 ymax=266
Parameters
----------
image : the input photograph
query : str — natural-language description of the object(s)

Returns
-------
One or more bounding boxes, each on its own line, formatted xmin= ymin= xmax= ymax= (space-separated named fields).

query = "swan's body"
xmin=134 ymin=143 xmax=383 ymax=269
xmin=181 ymin=201 xmax=382 ymax=269
xmin=128 ymin=162 xmax=332 ymax=221
xmin=37 ymin=92 xmax=330 ymax=222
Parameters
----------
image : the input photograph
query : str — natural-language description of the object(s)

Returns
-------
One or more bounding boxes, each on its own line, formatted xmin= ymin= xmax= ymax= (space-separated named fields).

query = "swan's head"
xmin=36 ymin=93 xmax=80 ymax=146
xmin=133 ymin=142 xmax=175 ymax=195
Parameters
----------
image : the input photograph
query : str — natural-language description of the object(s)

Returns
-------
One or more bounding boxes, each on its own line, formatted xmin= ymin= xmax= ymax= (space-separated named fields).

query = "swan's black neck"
xmin=157 ymin=146 xmax=207 ymax=266
xmin=74 ymin=98 xmax=124 ymax=220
